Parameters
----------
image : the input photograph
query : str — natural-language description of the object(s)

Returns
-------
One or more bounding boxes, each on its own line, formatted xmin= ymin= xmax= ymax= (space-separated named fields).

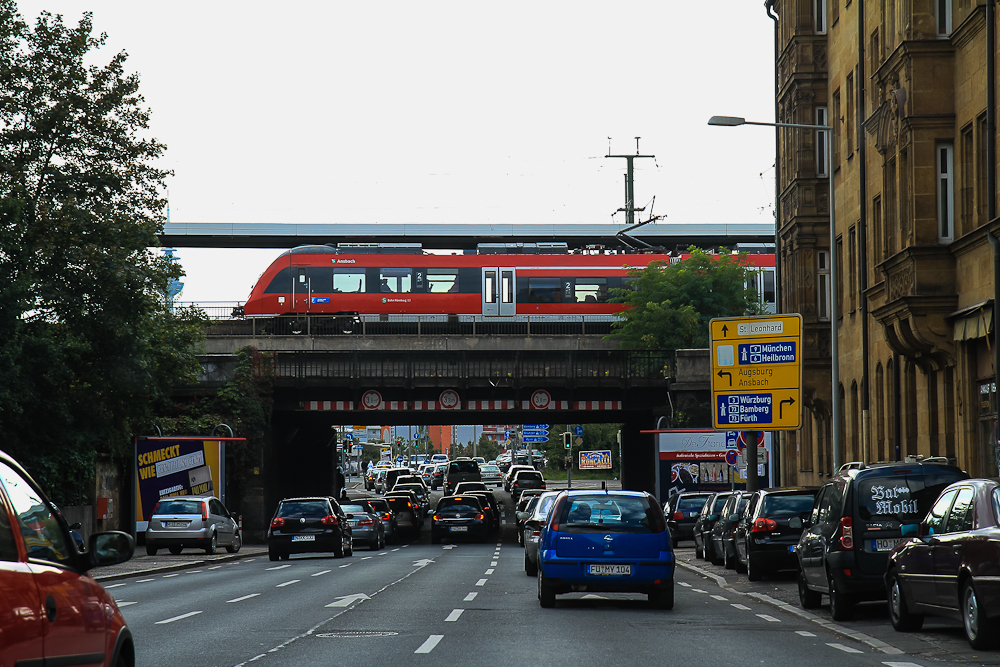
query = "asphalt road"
xmin=101 ymin=485 xmax=1000 ymax=667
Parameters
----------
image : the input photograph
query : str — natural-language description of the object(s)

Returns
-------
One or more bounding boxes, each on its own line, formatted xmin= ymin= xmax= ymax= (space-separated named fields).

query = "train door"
xmin=482 ymin=267 xmax=516 ymax=316
xmin=292 ymin=268 xmax=311 ymax=312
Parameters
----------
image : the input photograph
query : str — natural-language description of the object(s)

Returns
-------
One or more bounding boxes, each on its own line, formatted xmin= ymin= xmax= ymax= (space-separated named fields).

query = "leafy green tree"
xmin=0 ymin=5 xmax=205 ymax=502
xmin=608 ymin=247 xmax=762 ymax=351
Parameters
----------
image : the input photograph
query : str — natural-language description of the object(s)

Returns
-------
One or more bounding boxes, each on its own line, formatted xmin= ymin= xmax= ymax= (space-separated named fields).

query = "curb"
xmin=94 ymin=549 xmax=266 ymax=582
xmin=676 ymin=560 xmax=904 ymax=655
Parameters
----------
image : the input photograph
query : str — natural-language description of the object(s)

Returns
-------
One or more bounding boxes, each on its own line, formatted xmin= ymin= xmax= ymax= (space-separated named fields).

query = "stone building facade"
xmin=772 ymin=0 xmax=997 ymax=483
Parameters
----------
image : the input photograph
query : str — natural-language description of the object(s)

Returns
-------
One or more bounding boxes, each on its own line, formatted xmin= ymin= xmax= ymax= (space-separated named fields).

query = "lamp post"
xmin=708 ymin=116 xmax=840 ymax=474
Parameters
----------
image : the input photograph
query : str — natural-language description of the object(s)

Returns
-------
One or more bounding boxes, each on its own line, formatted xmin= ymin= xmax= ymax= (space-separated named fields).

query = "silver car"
xmin=523 ymin=491 xmax=560 ymax=576
xmin=145 ymin=495 xmax=241 ymax=555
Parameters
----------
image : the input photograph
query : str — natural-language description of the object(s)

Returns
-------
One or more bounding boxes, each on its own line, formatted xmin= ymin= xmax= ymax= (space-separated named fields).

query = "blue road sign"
xmin=725 ymin=450 xmax=739 ymax=466
xmin=522 ymin=430 xmax=548 ymax=437
xmin=522 ymin=436 xmax=548 ymax=443
xmin=573 ymin=425 xmax=584 ymax=436
xmin=523 ymin=424 xmax=549 ymax=429
xmin=504 ymin=430 xmax=510 ymax=439
xmin=396 ymin=455 xmax=404 ymax=462
xmin=717 ymin=394 xmax=772 ymax=425
xmin=344 ymin=432 xmax=354 ymax=440
xmin=738 ymin=341 xmax=797 ymax=365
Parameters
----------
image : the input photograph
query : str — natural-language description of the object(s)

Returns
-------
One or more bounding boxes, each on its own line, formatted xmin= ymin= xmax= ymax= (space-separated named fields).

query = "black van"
xmin=444 ymin=458 xmax=481 ymax=495
xmin=796 ymin=461 xmax=968 ymax=620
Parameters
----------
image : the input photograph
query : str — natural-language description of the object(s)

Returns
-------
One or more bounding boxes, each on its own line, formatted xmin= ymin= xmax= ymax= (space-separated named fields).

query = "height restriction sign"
xmin=710 ymin=313 xmax=803 ymax=431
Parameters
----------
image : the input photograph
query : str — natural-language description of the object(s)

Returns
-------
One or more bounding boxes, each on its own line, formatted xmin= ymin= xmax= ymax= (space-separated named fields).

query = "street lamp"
xmin=708 ymin=115 xmax=841 ymax=473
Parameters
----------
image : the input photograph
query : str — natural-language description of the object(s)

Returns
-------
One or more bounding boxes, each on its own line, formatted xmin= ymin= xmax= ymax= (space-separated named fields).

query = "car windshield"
xmin=276 ymin=501 xmax=328 ymax=517
xmin=761 ymin=494 xmax=816 ymax=517
xmin=678 ymin=497 xmax=709 ymax=511
xmin=857 ymin=473 xmax=964 ymax=520
xmin=556 ymin=495 xmax=659 ymax=533
xmin=153 ymin=499 xmax=203 ymax=515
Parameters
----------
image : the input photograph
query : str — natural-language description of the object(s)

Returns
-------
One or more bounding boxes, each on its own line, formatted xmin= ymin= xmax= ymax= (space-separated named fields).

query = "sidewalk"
xmin=93 ymin=543 xmax=269 ymax=582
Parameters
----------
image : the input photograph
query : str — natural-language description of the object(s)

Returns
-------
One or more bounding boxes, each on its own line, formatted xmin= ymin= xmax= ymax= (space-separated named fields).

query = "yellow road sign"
xmin=710 ymin=314 xmax=803 ymax=431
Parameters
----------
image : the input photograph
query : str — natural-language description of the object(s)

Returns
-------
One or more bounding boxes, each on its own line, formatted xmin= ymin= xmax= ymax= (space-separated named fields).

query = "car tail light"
xmin=407 ymin=502 xmax=413 ymax=508
xmin=202 ymin=503 xmax=209 ymax=521
xmin=380 ymin=512 xmax=392 ymax=520
xmin=321 ymin=514 xmax=339 ymax=526
xmin=270 ymin=517 xmax=285 ymax=528
xmin=673 ymin=511 xmax=685 ymax=521
xmin=432 ymin=514 xmax=440 ymax=521
xmin=541 ymin=483 xmax=546 ymax=488
xmin=477 ymin=514 xmax=485 ymax=521
xmin=839 ymin=516 xmax=854 ymax=550
xmin=532 ymin=530 xmax=541 ymax=538
xmin=514 ymin=483 xmax=520 ymax=487
xmin=752 ymin=518 xmax=777 ymax=533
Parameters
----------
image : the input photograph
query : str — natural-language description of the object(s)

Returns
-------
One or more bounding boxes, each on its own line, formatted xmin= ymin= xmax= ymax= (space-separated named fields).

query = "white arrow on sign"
xmin=325 ymin=593 xmax=371 ymax=608
xmin=413 ymin=558 xmax=435 ymax=568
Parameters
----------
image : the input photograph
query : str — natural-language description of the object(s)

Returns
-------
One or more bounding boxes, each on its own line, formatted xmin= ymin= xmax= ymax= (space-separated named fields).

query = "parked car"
xmin=709 ymin=491 xmax=751 ymax=567
xmin=734 ymin=488 xmax=819 ymax=580
xmin=0 ymin=448 xmax=136 ymax=666
xmin=480 ymin=464 xmax=503 ymax=487
xmin=693 ymin=492 xmax=734 ymax=560
xmin=665 ymin=492 xmax=712 ymax=546
xmin=431 ymin=495 xmax=489 ymax=543
xmin=340 ymin=500 xmax=386 ymax=550
xmin=511 ymin=469 xmax=546 ymax=501
xmin=267 ymin=496 xmax=353 ymax=561
xmin=515 ymin=495 xmax=539 ymax=545
xmin=145 ymin=494 xmax=242 ymax=556
xmin=444 ymin=458 xmax=482 ymax=495
xmin=885 ymin=478 xmax=1000 ymax=648
xmin=523 ymin=490 xmax=560 ymax=576
xmin=797 ymin=461 xmax=969 ymax=621
xmin=536 ymin=490 xmax=674 ymax=608
xmin=367 ymin=497 xmax=397 ymax=544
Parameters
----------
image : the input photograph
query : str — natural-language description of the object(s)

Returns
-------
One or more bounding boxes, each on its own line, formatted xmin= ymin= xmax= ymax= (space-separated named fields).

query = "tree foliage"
xmin=0 ymin=4 xmax=205 ymax=501
xmin=608 ymin=248 xmax=763 ymax=352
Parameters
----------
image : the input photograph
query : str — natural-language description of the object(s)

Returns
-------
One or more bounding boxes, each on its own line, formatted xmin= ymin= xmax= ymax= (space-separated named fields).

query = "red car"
xmin=0 ymin=448 xmax=136 ymax=665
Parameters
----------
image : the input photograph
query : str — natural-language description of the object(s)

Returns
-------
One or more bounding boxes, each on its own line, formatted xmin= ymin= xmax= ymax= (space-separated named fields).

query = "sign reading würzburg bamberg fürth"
xmin=709 ymin=314 xmax=803 ymax=431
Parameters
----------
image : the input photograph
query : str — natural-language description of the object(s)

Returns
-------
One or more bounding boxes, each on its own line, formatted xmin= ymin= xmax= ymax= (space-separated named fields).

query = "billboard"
xmin=657 ymin=429 xmax=773 ymax=503
xmin=133 ymin=437 xmax=240 ymax=533
xmin=579 ymin=450 xmax=613 ymax=470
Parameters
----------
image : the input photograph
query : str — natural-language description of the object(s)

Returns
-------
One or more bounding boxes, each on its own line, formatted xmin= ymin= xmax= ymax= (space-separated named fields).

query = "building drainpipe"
xmin=765 ymin=0 xmax=783 ymax=484
xmin=988 ymin=0 xmax=997 ymax=475
xmin=857 ymin=1 xmax=870 ymax=464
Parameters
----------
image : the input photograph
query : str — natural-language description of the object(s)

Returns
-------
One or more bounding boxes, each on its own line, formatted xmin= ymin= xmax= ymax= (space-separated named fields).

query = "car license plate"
xmin=788 ymin=545 xmax=796 ymax=553
xmin=872 ymin=538 xmax=902 ymax=552
xmin=165 ymin=521 xmax=187 ymax=528
xmin=292 ymin=535 xmax=316 ymax=542
xmin=587 ymin=564 xmax=631 ymax=576
xmin=450 ymin=526 xmax=468 ymax=532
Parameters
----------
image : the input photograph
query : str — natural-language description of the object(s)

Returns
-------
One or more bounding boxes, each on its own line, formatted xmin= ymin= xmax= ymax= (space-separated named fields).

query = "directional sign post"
xmin=711 ymin=313 xmax=803 ymax=492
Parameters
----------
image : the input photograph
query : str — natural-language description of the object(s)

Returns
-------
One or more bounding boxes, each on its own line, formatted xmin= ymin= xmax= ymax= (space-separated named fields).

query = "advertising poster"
xmin=579 ymin=450 xmax=613 ymax=470
xmin=657 ymin=429 xmax=773 ymax=504
xmin=134 ymin=437 xmax=231 ymax=533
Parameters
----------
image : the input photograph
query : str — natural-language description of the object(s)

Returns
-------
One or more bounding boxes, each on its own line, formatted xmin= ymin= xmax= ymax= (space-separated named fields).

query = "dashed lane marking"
xmin=276 ymin=580 xmax=300 ymax=588
xmin=415 ymin=635 xmax=444 ymax=654
xmin=491 ymin=561 xmax=498 ymax=566
xmin=312 ymin=570 xmax=331 ymax=577
xmin=756 ymin=614 xmax=780 ymax=623
xmin=392 ymin=548 xmax=400 ymax=552
xmin=208 ymin=566 xmax=222 ymax=570
xmin=882 ymin=663 xmax=922 ymax=667
xmin=731 ymin=604 xmax=751 ymax=611
xmin=339 ymin=564 xmax=351 ymax=568
xmin=485 ymin=569 xmax=494 ymax=575
xmin=155 ymin=611 xmax=203 ymax=624
xmin=136 ymin=579 xmax=154 ymax=583
xmin=476 ymin=578 xmax=488 ymax=586
xmin=266 ymin=565 xmax=291 ymax=571
xmin=828 ymin=643 xmax=863 ymax=654
xmin=710 ymin=595 xmax=728 ymax=601
xmin=445 ymin=609 xmax=464 ymax=622
xmin=162 ymin=573 xmax=180 ymax=578
xmin=116 ymin=601 xmax=137 ymax=607
xmin=362 ymin=557 xmax=373 ymax=560
xmin=228 ymin=593 xmax=260 ymax=603
xmin=678 ymin=582 xmax=691 ymax=587
xmin=691 ymin=588 xmax=707 ymax=593
xmin=796 ymin=631 xmax=816 ymax=637
xmin=464 ymin=592 xmax=477 ymax=602
xmin=105 ymin=583 xmax=126 ymax=589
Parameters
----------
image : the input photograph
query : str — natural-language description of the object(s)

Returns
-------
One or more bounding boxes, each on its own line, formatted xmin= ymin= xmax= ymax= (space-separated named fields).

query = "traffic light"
xmin=563 ymin=432 xmax=571 ymax=449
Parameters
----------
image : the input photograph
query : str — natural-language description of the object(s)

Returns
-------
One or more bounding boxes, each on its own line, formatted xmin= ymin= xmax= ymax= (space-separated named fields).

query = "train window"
xmin=333 ymin=269 xmax=366 ymax=293
xmin=380 ymin=268 xmax=412 ymax=293
xmin=574 ymin=278 xmax=607 ymax=303
xmin=427 ymin=269 xmax=460 ymax=293
xmin=526 ymin=277 xmax=561 ymax=303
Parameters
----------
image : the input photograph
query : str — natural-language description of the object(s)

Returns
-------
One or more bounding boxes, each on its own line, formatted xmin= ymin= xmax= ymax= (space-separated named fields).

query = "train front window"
xmin=380 ymin=268 xmax=412 ymax=293
xmin=574 ymin=278 xmax=607 ymax=303
xmin=333 ymin=269 xmax=365 ymax=293
xmin=427 ymin=269 xmax=460 ymax=293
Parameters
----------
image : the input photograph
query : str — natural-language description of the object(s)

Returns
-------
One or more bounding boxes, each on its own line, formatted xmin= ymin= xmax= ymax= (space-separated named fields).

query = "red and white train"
xmin=242 ymin=244 xmax=776 ymax=319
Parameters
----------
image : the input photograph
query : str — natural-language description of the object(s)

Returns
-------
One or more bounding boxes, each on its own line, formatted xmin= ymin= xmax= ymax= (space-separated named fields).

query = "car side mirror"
xmin=86 ymin=531 xmax=134 ymax=569
xmin=900 ymin=523 xmax=919 ymax=537
xmin=708 ymin=514 xmax=719 ymax=521
xmin=789 ymin=517 xmax=802 ymax=530
xmin=728 ymin=514 xmax=739 ymax=523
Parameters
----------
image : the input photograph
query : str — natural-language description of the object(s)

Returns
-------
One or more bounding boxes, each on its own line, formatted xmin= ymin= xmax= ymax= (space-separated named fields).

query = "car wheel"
xmin=724 ymin=547 xmax=736 ymax=570
xmin=205 ymin=532 xmax=218 ymax=555
xmin=694 ymin=538 xmax=703 ymax=560
xmin=887 ymin=570 xmax=923 ymax=632
xmin=226 ymin=532 xmax=242 ymax=554
xmin=746 ymin=553 xmax=763 ymax=581
xmin=346 ymin=538 xmax=353 ymax=557
xmin=169 ymin=545 xmax=183 ymax=555
xmin=145 ymin=545 xmax=157 ymax=556
xmin=828 ymin=572 xmax=855 ymax=621
xmin=537 ymin=570 xmax=556 ymax=608
xmin=798 ymin=569 xmax=821 ymax=609
xmin=649 ymin=580 xmax=674 ymax=610
xmin=525 ymin=553 xmax=537 ymax=577
xmin=268 ymin=549 xmax=280 ymax=562
xmin=709 ymin=542 xmax=723 ymax=566
xmin=280 ymin=552 xmax=290 ymax=560
xmin=334 ymin=541 xmax=345 ymax=558
xmin=963 ymin=580 xmax=997 ymax=649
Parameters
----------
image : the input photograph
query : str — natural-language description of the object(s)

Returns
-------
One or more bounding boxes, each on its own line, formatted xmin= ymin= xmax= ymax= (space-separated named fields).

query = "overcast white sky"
xmin=16 ymin=1 xmax=778 ymax=303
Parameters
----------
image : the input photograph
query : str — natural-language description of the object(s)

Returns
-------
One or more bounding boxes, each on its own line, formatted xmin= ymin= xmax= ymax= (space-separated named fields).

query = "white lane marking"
xmin=485 ymin=569 xmax=495 ymax=575
xmin=326 ymin=593 xmax=371 ymax=607
xmin=731 ymin=604 xmax=752 ymax=610
xmin=208 ymin=565 xmax=222 ymax=570
xmin=691 ymin=588 xmax=707 ymax=593
xmin=581 ymin=594 xmax=608 ymax=599
xmin=828 ymin=643 xmax=863 ymax=654
xmin=104 ymin=583 xmax=126 ymax=589
xmin=312 ymin=570 xmax=331 ymax=577
xmin=443 ymin=545 xmax=456 ymax=550
xmin=339 ymin=564 xmax=351 ymax=568
xmin=379 ymin=552 xmax=388 ymax=555
xmin=491 ymin=561 xmax=498 ymax=566
xmin=883 ymin=663 xmax=922 ymax=667
xmin=155 ymin=611 xmax=203 ymax=624
xmin=678 ymin=582 xmax=691 ymax=587
xmin=415 ymin=635 xmax=444 ymax=654
xmin=464 ymin=592 xmax=478 ymax=601
xmin=228 ymin=593 xmax=261 ymax=603
xmin=362 ymin=556 xmax=373 ymax=560
xmin=476 ymin=578 xmax=488 ymax=586
xmin=136 ymin=579 xmax=155 ymax=583
xmin=445 ymin=609 xmax=464 ymax=622
xmin=266 ymin=565 xmax=291 ymax=571
xmin=187 ymin=570 xmax=202 ymax=573
xmin=710 ymin=595 xmax=728 ymax=601
xmin=402 ymin=545 xmax=409 ymax=548
xmin=392 ymin=548 xmax=400 ymax=552
xmin=756 ymin=614 xmax=781 ymax=622
xmin=162 ymin=573 xmax=180 ymax=578
xmin=276 ymin=580 xmax=300 ymax=587
xmin=797 ymin=631 xmax=817 ymax=637
xmin=116 ymin=601 xmax=137 ymax=607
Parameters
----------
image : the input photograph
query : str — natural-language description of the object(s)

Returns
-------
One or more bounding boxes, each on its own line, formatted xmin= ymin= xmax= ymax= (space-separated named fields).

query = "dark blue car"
xmin=536 ymin=490 xmax=674 ymax=608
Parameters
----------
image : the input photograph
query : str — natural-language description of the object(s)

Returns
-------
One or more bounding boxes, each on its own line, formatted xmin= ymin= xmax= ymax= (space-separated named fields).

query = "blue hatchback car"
xmin=536 ymin=490 xmax=674 ymax=608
